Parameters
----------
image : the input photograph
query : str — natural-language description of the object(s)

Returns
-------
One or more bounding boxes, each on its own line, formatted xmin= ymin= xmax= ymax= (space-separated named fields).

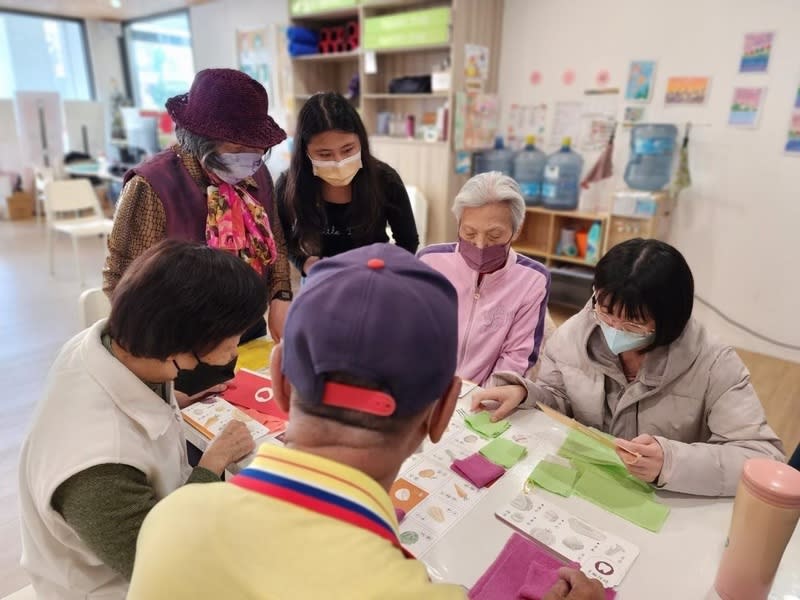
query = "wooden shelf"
xmin=290 ymin=7 xmax=359 ymax=21
xmin=526 ymin=206 xmax=609 ymax=221
xmin=513 ymin=245 xmax=548 ymax=258
xmin=363 ymin=92 xmax=449 ymax=100
xmin=368 ymin=42 xmax=451 ymax=55
xmin=370 ymin=135 xmax=447 ymax=147
xmin=292 ymin=50 xmax=360 ymax=62
xmin=550 ymin=254 xmax=599 ymax=267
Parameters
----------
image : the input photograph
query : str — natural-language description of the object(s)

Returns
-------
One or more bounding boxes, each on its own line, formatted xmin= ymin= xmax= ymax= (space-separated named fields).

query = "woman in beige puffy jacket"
xmin=473 ymin=239 xmax=785 ymax=497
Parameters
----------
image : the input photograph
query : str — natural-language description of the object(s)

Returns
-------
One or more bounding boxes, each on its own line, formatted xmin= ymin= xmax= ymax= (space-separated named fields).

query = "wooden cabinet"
xmin=288 ymin=0 xmax=504 ymax=244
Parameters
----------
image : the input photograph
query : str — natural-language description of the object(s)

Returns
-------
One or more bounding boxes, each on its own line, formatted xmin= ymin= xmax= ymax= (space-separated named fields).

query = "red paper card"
xmin=221 ymin=369 xmax=288 ymax=433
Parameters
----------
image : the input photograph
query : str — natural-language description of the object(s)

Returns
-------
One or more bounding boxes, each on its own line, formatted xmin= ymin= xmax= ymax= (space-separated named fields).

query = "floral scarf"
xmin=205 ymin=176 xmax=277 ymax=275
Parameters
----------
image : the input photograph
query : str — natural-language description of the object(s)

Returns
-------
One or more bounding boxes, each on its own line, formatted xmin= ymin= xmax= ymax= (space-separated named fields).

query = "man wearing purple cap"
xmin=103 ymin=69 xmax=292 ymax=398
xmin=128 ymin=243 xmax=604 ymax=600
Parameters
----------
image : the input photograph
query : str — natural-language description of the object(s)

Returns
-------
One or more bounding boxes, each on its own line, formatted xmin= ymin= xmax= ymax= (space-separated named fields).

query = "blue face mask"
xmin=599 ymin=321 xmax=655 ymax=355
xmin=212 ymin=152 xmax=263 ymax=185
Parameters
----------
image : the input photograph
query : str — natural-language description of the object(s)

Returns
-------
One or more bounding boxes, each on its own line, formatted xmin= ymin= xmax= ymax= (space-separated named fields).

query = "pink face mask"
xmin=458 ymin=236 xmax=509 ymax=273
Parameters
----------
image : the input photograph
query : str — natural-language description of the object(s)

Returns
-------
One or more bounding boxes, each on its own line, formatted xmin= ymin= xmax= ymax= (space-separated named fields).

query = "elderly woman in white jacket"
xmin=473 ymin=238 xmax=784 ymax=497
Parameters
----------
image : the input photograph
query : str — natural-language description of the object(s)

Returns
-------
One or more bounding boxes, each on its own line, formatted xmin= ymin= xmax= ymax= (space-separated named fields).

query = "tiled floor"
xmin=0 ymin=219 xmax=797 ymax=597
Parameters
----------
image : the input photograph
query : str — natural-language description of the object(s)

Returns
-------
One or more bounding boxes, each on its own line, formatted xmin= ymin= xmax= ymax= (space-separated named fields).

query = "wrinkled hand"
xmin=615 ymin=434 xmax=664 ymax=483
xmin=542 ymin=568 xmax=606 ymax=600
xmin=174 ymin=383 xmax=228 ymax=409
xmin=198 ymin=420 xmax=256 ymax=476
xmin=268 ymin=298 xmax=291 ymax=342
xmin=470 ymin=385 xmax=527 ymax=422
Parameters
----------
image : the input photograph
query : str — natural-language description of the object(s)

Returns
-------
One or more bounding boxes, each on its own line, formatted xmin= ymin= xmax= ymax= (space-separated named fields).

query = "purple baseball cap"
xmin=282 ymin=243 xmax=458 ymax=418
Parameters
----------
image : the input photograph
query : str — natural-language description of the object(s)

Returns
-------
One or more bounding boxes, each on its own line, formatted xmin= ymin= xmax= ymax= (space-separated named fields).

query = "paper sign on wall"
xmin=625 ymin=61 xmax=656 ymax=103
xmin=665 ymin=77 xmax=711 ymax=105
xmin=739 ymin=32 xmax=774 ymax=74
xmin=728 ymin=87 xmax=766 ymax=128
xmin=464 ymin=44 xmax=489 ymax=82
xmin=550 ymin=101 xmax=582 ymax=149
xmin=506 ymin=103 xmax=547 ymax=149
xmin=238 ymin=27 xmax=273 ymax=98
xmin=786 ymin=84 xmax=800 ymax=154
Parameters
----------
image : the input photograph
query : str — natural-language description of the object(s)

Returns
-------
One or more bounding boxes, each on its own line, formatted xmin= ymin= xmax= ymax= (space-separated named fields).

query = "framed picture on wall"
xmin=739 ymin=32 xmax=775 ymax=74
xmin=728 ymin=87 xmax=766 ymax=128
xmin=664 ymin=77 xmax=711 ymax=105
xmin=625 ymin=60 xmax=656 ymax=103
xmin=785 ymin=84 xmax=800 ymax=154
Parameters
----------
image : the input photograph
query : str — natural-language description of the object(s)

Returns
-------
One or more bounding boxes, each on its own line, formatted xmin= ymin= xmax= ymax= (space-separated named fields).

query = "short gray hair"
xmin=452 ymin=171 xmax=526 ymax=234
xmin=175 ymin=127 xmax=226 ymax=171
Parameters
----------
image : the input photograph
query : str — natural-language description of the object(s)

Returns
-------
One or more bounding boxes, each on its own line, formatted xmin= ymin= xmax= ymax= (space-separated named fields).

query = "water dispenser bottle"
xmin=512 ymin=135 xmax=547 ymax=206
xmin=624 ymin=124 xmax=678 ymax=191
xmin=542 ymin=137 xmax=584 ymax=210
xmin=473 ymin=136 xmax=513 ymax=176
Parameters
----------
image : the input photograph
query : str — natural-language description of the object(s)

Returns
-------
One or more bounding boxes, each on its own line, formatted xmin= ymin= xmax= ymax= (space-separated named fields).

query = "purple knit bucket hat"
xmin=166 ymin=68 xmax=287 ymax=149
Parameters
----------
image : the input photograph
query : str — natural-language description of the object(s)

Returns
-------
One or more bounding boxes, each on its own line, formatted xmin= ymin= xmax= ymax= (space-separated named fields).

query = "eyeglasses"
xmin=591 ymin=307 xmax=655 ymax=336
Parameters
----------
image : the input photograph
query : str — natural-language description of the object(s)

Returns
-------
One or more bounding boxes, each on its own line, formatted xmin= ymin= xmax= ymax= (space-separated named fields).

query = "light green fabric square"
xmin=464 ymin=411 xmax=510 ymax=439
xmin=573 ymin=467 xmax=670 ymax=532
xmin=479 ymin=438 xmax=527 ymax=468
xmin=528 ymin=461 xmax=580 ymax=497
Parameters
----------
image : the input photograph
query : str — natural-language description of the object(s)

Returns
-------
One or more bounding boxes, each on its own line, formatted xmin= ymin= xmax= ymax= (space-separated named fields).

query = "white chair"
xmin=386 ymin=185 xmax=429 ymax=247
xmin=405 ymin=185 xmax=428 ymax=247
xmin=34 ymin=166 xmax=55 ymax=225
xmin=79 ymin=287 xmax=111 ymax=328
xmin=45 ymin=179 xmax=114 ymax=287
xmin=1 ymin=585 xmax=35 ymax=600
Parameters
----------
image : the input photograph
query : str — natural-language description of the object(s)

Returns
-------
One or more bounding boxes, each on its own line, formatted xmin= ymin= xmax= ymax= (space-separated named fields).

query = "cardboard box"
xmin=5 ymin=191 xmax=34 ymax=220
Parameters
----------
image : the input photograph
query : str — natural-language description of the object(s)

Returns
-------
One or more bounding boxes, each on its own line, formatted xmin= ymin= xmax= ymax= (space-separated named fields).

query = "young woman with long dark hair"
xmin=276 ymin=92 xmax=418 ymax=275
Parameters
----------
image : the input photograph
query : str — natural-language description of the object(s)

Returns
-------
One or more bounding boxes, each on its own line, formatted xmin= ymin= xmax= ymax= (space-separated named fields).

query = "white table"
xmin=181 ymin=390 xmax=800 ymax=599
xmin=64 ymin=161 xmax=124 ymax=184
xmin=420 ymin=391 xmax=800 ymax=599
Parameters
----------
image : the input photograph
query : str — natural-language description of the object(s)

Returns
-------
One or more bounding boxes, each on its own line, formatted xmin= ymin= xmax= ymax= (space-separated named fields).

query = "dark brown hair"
xmin=593 ymin=238 xmax=694 ymax=350
xmin=281 ymin=92 xmax=381 ymax=257
xmin=108 ymin=240 xmax=268 ymax=359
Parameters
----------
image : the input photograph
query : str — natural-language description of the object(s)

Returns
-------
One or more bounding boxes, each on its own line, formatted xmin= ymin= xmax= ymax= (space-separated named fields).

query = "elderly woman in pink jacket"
xmin=419 ymin=171 xmax=550 ymax=387
xmin=473 ymin=238 xmax=785 ymax=497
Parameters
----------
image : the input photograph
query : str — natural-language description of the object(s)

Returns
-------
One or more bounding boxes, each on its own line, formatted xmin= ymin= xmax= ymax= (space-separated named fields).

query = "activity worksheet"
xmin=391 ymin=417 xmax=495 ymax=557
xmin=496 ymin=491 xmax=639 ymax=587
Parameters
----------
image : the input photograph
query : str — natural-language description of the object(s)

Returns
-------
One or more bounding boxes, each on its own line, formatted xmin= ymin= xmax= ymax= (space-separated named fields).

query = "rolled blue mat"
xmin=287 ymin=26 xmax=319 ymax=46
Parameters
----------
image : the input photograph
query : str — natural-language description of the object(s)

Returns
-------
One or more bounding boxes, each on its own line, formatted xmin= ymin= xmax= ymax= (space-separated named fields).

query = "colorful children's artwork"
xmin=664 ymin=77 xmax=711 ymax=105
xmin=728 ymin=87 xmax=766 ymax=128
xmin=786 ymin=85 xmax=800 ymax=154
xmin=453 ymin=92 xmax=500 ymax=150
xmin=739 ymin=32 xmax=774 ymax=73
xmin=625 ymin=60 xmax=656 ymax=102
xmin=464 ymin=44 xmax=489 ymax=81
xmin=623 ymin=106 xmax=646 ymax=126
xmin=496 ymin=491 xmax=640 ymax=588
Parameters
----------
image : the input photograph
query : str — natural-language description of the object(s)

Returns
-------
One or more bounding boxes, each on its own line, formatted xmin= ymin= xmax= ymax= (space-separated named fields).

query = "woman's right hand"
xmin=303 ymin=256 xmax=321 ymax=275
xmin=470 ymin=385 xmax=527 ymax=422
xmin=198 ymin=421 xmax=256 ymax=476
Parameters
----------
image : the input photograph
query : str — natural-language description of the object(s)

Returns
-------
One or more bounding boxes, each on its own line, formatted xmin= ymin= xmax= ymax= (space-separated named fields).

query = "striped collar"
xmin=231 ymin=444 xmax=404 ymax=551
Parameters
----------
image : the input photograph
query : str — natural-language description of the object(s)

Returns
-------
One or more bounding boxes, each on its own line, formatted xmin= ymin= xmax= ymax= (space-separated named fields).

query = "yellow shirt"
xmin=128 ymin=444 xmax=466 ymax=600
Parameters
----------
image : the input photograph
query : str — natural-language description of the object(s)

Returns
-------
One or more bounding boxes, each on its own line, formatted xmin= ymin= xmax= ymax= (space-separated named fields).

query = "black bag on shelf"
xmin=388 ymin=75 xmax=432 ymax=94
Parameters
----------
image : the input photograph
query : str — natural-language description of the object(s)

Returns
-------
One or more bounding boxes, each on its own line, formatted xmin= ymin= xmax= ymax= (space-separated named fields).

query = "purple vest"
xmin=123 ymin=149 xmax=276 ymax=242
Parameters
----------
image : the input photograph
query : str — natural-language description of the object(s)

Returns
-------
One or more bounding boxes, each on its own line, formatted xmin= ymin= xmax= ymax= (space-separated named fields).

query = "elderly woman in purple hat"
xmin=103 ymin=68 xmax=291 ymax=397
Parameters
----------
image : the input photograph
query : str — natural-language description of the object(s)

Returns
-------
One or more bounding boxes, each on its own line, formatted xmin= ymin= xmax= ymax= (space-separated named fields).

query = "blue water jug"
xmin=542 ymin=138 xmax=584 ymax=210
xmin=513 ymin=135 xmax=547 ymax=206
xmin=473 ymin=136 xmax=513 ymax=176
xmin=624 ymin=124 xmax=678 ymax=191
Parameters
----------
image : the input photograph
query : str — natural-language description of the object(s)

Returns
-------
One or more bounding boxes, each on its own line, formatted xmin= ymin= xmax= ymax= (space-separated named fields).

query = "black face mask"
xmin=173 ymin=353 xmax=237 ymax=396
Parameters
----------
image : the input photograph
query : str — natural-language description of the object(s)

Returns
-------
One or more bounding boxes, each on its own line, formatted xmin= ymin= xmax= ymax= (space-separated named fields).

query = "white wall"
xmin=499 ymin=0 xmax=800 ymax=362
xmin=84 ymin=20 xmax=126 ymax=104
xmin=189 ymin=0 xmax=291 ymax=177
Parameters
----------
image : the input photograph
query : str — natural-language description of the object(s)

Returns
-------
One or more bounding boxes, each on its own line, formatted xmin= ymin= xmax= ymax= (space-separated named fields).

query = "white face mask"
xmin=309 ymin=152 xmax=362 ymax=187
xmin=599 ymin=321 xmax=655 ymax=355
xmin=211 ymin=152 xmax=263 ymax=185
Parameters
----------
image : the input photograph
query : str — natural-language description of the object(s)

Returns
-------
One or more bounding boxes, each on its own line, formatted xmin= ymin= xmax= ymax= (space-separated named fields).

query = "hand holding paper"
xmin=615 ymin=434 xmax=664 ymax=483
